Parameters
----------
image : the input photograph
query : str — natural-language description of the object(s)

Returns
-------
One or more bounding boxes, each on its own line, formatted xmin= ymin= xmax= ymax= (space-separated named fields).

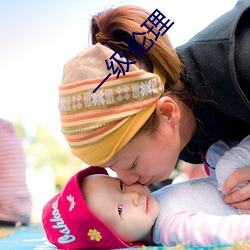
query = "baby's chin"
xmin=148 ymin=196 xmax=160 ymax=219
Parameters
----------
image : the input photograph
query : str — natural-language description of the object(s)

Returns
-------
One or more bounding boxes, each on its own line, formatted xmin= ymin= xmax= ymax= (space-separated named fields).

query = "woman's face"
xmin=100 ymin=119 xmax=182 ymax=186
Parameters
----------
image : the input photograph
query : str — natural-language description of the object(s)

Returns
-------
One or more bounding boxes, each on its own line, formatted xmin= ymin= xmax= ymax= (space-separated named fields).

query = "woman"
xmin=59 ymin=1 xmax=250 ymax=211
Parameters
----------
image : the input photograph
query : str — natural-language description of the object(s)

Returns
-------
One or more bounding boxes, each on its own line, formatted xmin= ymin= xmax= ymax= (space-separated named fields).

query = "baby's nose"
xmin=126 ymin=191 xmax=140 ymax=206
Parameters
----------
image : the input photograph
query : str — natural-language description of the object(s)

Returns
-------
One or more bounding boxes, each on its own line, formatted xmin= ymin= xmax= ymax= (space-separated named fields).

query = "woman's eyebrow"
xmin=109 ymin=161 xmax=118 ymax=170
xmin=109 ymin=166 xmax=115 ymax=171
xmin=109 ymin=156 xmax=127 ymax=170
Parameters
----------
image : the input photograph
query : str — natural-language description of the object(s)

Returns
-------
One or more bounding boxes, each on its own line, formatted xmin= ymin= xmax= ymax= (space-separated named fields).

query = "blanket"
xmin=0 ymin=225 xmax=248 ymax=250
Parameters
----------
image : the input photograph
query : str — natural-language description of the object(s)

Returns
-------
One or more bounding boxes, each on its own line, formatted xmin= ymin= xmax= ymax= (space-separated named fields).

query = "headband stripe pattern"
xmin=58 ymin=43 xmax=166 ymax=165
xmin=60 ymin=71 xmax=161 ymax=114
xmin=59 ymin=70 xmax=164 ymax=148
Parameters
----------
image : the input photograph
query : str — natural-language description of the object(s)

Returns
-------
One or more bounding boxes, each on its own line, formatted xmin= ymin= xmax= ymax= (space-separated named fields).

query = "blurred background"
xmin=0 ymin=0 xmax=238 ymax=223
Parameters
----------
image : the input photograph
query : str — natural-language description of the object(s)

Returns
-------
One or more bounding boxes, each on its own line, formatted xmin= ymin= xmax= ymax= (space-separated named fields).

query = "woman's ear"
xmin=156 ymin=96 xmax=180 ymax=126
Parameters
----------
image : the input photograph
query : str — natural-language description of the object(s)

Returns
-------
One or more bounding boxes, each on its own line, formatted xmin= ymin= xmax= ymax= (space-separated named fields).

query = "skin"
xmin=100 ymin=95 xmax=250 ymax=212
xmin=100 ymin=96 xmax=196 ymax=186
xmin=82 ymin=174 xmax=160 ymax=244
xmin=100 ymin=132 xmax=181 ymax=186
xmin=223 ymin=166 xmax=250 ymax=213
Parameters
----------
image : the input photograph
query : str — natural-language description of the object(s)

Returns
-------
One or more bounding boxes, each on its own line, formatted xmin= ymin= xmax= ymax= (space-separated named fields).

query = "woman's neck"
xmin=179 ymin=103 xmax=197 ymax=149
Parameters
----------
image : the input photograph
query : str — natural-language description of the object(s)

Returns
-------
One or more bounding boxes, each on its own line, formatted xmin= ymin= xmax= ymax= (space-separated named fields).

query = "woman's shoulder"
xmin=176 ymin=0 xmax=250 ymax=123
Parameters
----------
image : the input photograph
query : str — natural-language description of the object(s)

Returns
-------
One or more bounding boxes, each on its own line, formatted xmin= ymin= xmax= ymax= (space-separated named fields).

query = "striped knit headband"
xmin=59 ymin=43 xmax=165 ymax=165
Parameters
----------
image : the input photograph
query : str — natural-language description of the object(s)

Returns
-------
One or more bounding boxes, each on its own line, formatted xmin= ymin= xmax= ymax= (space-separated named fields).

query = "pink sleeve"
xmin=0 ymin=119 xmax=31 ymax=224
xmin=160 ymin=210 xmax=250 ymax=246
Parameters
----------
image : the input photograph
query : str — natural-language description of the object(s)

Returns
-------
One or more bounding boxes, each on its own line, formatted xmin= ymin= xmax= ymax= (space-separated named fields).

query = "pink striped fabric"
xmin=0 ymin=119 xmax=31 ymax=224
xmin=159 ymin=210 xmax=250 ymax=246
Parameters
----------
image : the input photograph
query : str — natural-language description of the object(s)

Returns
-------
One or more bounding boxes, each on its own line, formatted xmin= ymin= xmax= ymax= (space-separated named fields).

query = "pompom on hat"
xmin=42 ymin=166 xmax=142 ymax=249
xmin=59 ymin=43 xmax=165 ymax=166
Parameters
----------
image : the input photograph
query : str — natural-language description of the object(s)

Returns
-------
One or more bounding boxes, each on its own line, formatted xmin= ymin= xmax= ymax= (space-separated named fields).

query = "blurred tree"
xmin=14 ymin=120 xmax=85 ymax=191
xmin=14 ymin=117 xmax=26 ymax=139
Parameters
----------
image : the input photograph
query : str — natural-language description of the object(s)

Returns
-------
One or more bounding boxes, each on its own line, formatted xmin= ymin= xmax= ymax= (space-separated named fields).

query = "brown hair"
xmin=91 ymin=5 xmax=193 ymax=135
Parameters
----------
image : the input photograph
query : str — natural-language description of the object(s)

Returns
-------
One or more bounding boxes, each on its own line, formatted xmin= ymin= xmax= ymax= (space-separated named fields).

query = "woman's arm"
xmin=223 ymin=166 xmax=250 ymax=213
xmin=215 ymin=135 xmax=250 ymax=213
xmin=215 ymin=135 xmax=250 ymax=192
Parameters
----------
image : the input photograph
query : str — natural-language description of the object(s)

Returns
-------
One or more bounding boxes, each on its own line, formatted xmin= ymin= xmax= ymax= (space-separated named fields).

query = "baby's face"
xmin=84 ymin=174 xmax=160 ymax=244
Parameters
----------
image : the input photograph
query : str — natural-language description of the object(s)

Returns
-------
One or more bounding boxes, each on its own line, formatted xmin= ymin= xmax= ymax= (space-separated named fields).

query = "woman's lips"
xmin=143 ymin=177 xmax=154 ymax=186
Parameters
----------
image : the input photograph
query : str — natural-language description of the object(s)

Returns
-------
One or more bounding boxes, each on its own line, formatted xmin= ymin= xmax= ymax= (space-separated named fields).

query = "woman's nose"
xmin=112 ymin=168 xmax=139 ymax=185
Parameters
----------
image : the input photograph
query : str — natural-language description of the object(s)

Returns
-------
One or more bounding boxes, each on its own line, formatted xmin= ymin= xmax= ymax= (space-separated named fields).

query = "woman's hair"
xmin=90 ymin=5 xmax=193 ymax=135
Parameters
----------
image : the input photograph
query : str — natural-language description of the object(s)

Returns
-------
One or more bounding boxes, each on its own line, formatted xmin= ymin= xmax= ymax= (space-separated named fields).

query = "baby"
xmin=42 ymin=135 xmax=250 ymax=249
